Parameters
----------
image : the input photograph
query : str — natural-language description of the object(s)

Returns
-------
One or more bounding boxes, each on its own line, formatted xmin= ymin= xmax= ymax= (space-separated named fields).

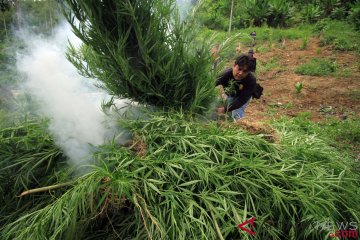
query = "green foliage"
xmin=295 ymin=82 xmax=303 ymax=93
xmin=334 ymin=68 xmax=353 ymax=78
xmin=241 ymin=0 xmax=294 ymax=27
xmin=2 ymin=113 xmax=360 ymax=239
xmin=64 ymin=0 xmax=215 ymax=113
xmin=197 ymin=0 xmax=230 ymax=30
xmin=0 ymin=0 xmax=62 ymax=87
xmin=267 ymin=0 xmax=294 ymax=27
xmin=198 ymin=0 xmax=294 ymax=29
xmin=258 ymin=56 xmax=280 ymax=74
xmin=295 ymin=58 xmax=337 ymax=76
xmin=331 ymin=6 xmax=347 ymax=20
xmin=349 ymin=88 xmax=360 ymax=100
xmin=243 ymin=0 xmax=270 ymax=26
xmin=324 ymin=119 xmax=360 ymax=150
xmin=0 ymin=41 xmax=21 ymax=87
xmin=195 ymin=0 xmax=357 ymax=29
xmin=278 ymin=113 xmax=360 ymax=156
xmin=314 ymin=19 xmax=329 ymax=33
xmin=348 ymin=0 xmax=360 ymax=30
xmin=300 ymin=35 xmax=308 ymax=50
xmin=319 ymin=0 xmax=341 ymax=16
xmin=0 ymin=118 xmax=68 ymax=226
xmin=0 ymin=1 xmax=16 ymax=12
xmin=318 ymin=21 xmax=360 ymax=51
xmin=201 ymin=24 xmax=314 ymax=51
xmin=302 ymin=4 xmax=323 ymax=23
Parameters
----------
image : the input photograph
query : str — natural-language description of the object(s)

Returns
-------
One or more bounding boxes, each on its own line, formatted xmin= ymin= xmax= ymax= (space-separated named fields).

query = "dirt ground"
xmin=243 ymin=37 xmax=360 ymax=122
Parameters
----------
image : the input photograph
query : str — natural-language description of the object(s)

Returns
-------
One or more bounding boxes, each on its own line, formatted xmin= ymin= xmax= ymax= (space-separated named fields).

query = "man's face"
xmin=232 ymin=64 xmax=249 ymax=80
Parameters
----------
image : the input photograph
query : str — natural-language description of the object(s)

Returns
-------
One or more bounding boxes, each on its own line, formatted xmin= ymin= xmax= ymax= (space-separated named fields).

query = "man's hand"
xmin=217 ymin=106 xmax=226 ymax=115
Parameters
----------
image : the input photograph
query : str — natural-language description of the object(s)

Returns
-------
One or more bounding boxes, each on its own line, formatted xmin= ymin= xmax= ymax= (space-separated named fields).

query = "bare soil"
xmin=244 ymin=37 xmax=360 ymax=122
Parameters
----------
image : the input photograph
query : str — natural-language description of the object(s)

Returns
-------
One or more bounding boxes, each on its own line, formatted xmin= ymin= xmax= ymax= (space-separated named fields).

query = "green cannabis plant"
xmin=63 ymin=0 xmax=215 ymax=113
xmin=2 ymin=113 xmax=360 ymax=239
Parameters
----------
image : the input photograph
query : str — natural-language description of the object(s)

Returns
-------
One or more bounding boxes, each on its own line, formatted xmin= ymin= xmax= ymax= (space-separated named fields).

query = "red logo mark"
xmin=238 ymin=217 xmax=256 ymax=236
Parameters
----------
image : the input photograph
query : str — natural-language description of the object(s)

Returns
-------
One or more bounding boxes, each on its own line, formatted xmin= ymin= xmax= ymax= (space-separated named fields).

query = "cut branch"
xmin=19 ymin=182 xmax=73 ymax=197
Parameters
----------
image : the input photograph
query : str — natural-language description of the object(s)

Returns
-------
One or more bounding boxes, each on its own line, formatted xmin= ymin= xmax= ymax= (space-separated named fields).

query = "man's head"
xmin=232 ymin=54 xmax=251 ymax=80
xmin=248 ymin=49 xmax=254 ymax=58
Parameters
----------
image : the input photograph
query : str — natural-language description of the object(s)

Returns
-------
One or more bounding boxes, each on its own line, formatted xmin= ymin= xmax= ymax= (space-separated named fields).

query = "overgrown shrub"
xmin=267 ymin=0 xmax=294 ymax=27
xmin=331 ymin=7 xmax=347 ymax=20
xmin=243 ymin=0 xmax=270 ymax=26
xmin=348 ymin=1 xmax=360 ymax=30
xmin=302 ymin=4 xmax=323 ymax=23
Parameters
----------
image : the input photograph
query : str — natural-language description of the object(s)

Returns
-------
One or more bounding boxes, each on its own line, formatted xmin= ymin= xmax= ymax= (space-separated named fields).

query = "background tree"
xmin=0 ymin=0 xmax=16 ymax=40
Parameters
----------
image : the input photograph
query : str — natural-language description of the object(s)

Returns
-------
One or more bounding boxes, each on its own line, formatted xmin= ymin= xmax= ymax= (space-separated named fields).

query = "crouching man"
xmin=216 ymin=54 xmax=257 ymax=120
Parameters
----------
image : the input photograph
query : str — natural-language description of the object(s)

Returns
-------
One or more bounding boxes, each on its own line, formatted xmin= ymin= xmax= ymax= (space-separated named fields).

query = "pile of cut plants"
xmin=1 ymin=113 xmax=360 ymax=239
xmin=1 ymin=0 xmax=359 ymax=239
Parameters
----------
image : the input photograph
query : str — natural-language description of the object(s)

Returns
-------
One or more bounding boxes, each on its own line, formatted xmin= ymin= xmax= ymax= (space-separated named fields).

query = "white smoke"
xmin=16 ymin=22 xmax=127 ymax=166
xmin=176 ymin=0 xmax=195 ymax=20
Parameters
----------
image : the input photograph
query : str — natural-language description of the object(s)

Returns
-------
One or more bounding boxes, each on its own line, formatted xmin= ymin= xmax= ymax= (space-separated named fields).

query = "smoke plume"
xmin=16 ymin=22 xmax=126 ymax=166
xmin=176 ymin=0 xmax=195 ymax=20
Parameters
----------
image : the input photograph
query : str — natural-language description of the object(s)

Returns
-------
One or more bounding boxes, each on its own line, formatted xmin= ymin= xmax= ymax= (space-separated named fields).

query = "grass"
xmin=300 ymin=36 xmax=309 ymax=50
xmin=295 ymin=82 xmax=304 ymax=93
xmin=334 ymin=69 xmax=353 ymax=78
xmin=198 ymin=24 xmax=315 ymax=56
xmin=317 ymin=21 xmax=360 ymax=52
xmin=276 ymin=113 xmax=360 ymax=156
xmin=295 ymin=58 xmax=337 ymax=76
xmin=258 ymin=57 xmax=281 ymax=75
xmin=349 ymin=89 xmax=360 ymax=100
xmin=1 ymin=112 xmax=359 ymax=239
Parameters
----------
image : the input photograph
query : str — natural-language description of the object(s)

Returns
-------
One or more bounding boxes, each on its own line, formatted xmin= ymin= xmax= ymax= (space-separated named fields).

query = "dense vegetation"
xmin=197 ymin=0 xmax=360 ymax=30
xmin=1 ymin=112 xmax=359 ymax=239
xmin=63 ymin=0 xmax=215 ymax=113
xmin=0 ymin=0 xmax=359 ymax=239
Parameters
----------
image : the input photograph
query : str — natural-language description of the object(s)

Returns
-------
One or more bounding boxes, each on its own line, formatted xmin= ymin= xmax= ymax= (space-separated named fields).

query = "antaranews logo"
xmin=237 ymin=217 xmax=256 ymax=236
xmin=314 ymin=220 xmax=359 ymax=239
xmin=236 ymin=218 xmax=359 ymax=238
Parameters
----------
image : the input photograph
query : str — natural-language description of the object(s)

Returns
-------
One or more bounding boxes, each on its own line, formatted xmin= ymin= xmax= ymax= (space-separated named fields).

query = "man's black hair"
xmin=234 ymin=54 xmax=251 ymax=69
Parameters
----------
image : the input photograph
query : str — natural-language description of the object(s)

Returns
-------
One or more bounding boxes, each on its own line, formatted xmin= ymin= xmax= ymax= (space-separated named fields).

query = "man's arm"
xmin=215 ymin=69 xmax=231 ymax=115
xmin=215 ymin=69 xmax=231 ymax=87
xmin=226 ymin=82 xmax=256 ymax=112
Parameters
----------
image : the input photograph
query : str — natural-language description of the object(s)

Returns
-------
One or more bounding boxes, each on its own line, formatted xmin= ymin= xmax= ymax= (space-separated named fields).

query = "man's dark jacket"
xmin=249 ymin=58 xmax=257 ymax=72
xmin=216 ymin=68 xmax=256 ymax=112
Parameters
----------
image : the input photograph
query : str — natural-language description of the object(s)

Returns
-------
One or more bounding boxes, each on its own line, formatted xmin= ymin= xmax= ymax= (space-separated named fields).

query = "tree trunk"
xmin=47 ymin=0 xmax=53 ymax=33
xmin=228 ymin=0 xmax=234 ymax=33
xmin=15 ymin=1 xmax=21 ymax=29
xmin=2 ymin=13 xmax=7 ymax=40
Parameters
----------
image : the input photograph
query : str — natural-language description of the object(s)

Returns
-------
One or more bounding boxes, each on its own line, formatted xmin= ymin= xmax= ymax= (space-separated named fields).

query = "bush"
xmin=348 ymin=1 xmax=360 ymax=30
xmin=243 ymin=0 xmax=270 ymax=26
xmin=302 ymin=4 xmax=323 ymax=23
xmin=295 ymin=58 xmax=337 ymax=76
xmin=331 ymin=7 xmax=347 ymax=20
xmin=267 ymin=0 xmax=294 ymax=27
